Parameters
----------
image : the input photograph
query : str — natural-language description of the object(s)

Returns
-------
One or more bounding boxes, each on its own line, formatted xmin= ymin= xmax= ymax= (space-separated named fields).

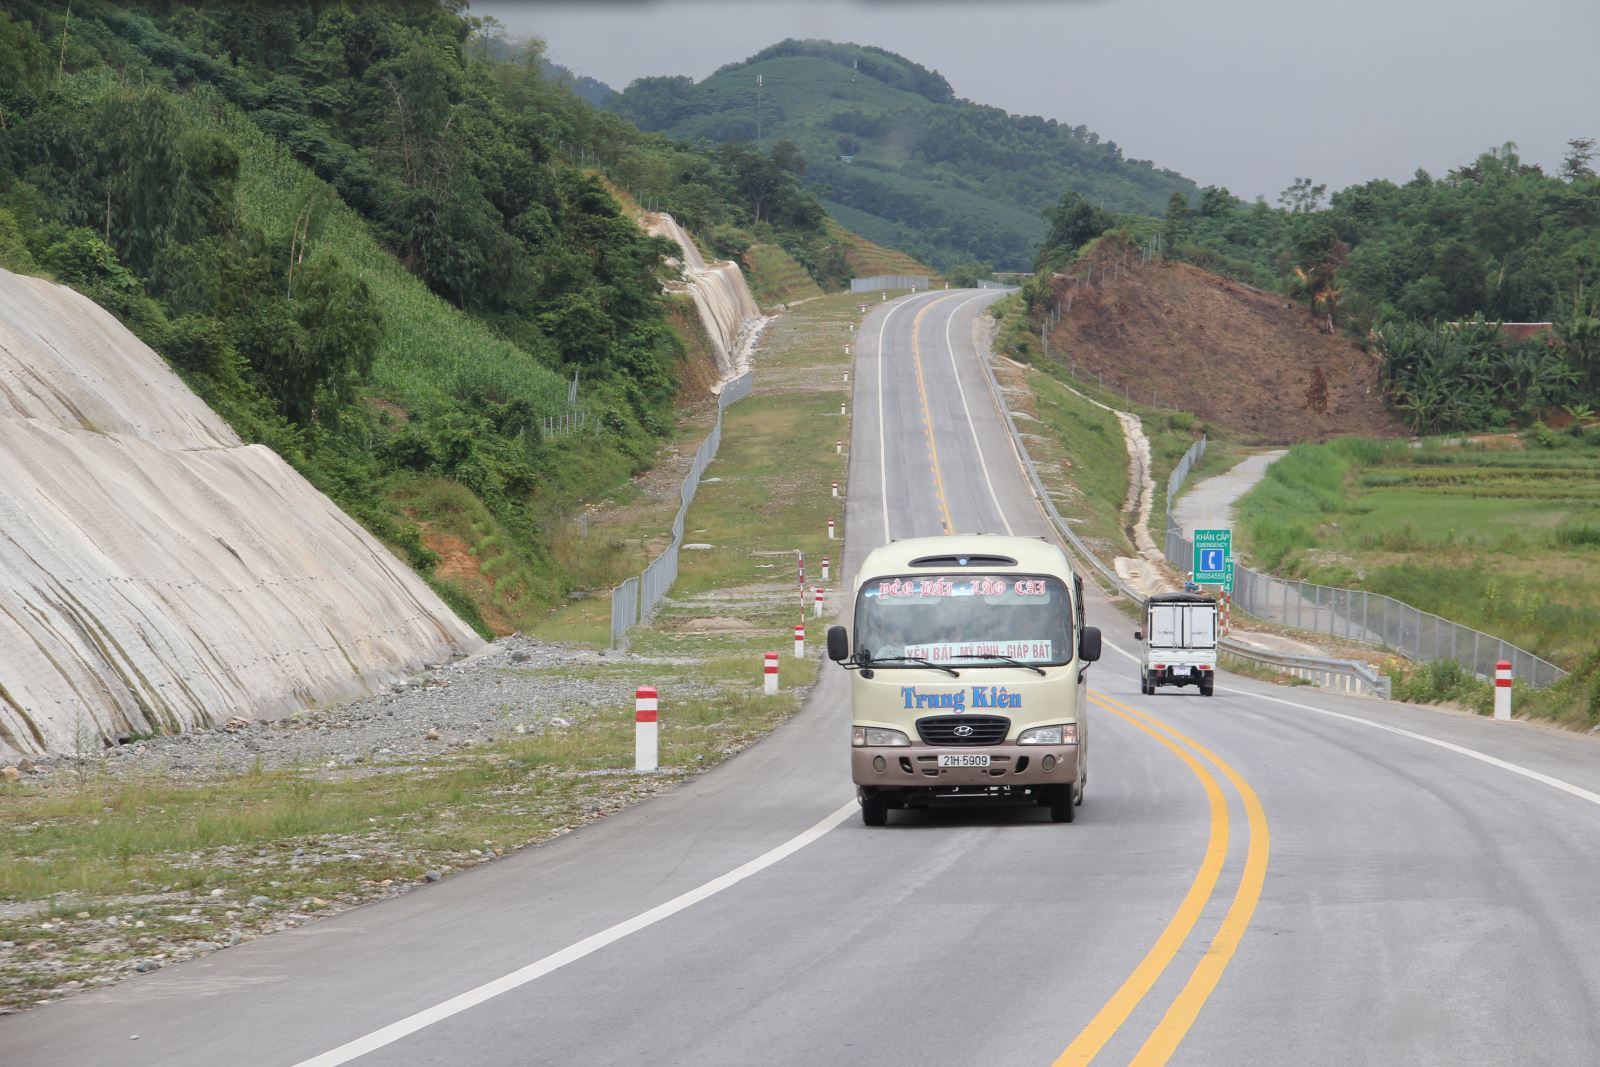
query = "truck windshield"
xmin=855 ymin=573 xmax=1073 ymax=666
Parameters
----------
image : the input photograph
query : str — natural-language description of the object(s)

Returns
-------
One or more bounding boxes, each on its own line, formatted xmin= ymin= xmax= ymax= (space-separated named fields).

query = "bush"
xmin=1390 ymin=658 xmax=1490 ymax=713
xmin=1523 ymin=421 xmax=1557 ymax=449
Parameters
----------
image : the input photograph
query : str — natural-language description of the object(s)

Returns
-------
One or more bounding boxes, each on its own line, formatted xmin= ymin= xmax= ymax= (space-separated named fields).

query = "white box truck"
xmin=1136 ymin=592 xmax=1218 ymax=696
xmin=827 ymin=535 xmax=1102 ymax=826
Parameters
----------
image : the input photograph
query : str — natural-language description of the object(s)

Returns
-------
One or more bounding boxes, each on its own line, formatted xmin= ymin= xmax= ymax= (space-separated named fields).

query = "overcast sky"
xmin=471 ymin=0 xmax=1600 ymax=203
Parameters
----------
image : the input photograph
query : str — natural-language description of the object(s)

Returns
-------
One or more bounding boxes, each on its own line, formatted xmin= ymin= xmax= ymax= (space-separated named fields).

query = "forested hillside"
xmin=608 ymin=39 xmax=1195 ymax=271
xmin=0 ymin=2 xmax=840 ymax=632
xmin=1024 ymin=143 xmax=1600 ymax=434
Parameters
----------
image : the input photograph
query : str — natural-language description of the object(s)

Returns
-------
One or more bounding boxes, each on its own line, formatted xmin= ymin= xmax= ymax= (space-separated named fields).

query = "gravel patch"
xmin=8 ymin=635 xmax=713 ymax=783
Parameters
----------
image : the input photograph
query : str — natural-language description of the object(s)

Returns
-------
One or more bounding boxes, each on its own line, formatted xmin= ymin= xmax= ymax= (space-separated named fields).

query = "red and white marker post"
xmin=821 ymin=556 xmax=830 ymax=582
xmin=1494 ymin=660 xmax=1512 ymax=720
xmin=794 ymin=624 xmax=806 ymax=658
xmin=840 ymin=401 xmax=846 ymax=416
xmin=827 ymin=518 xmax=836 ymax=540
xmin=763 ymin=652 xmax=779 ymax=695
xmin=832 ymin=481 xmax=839 ymax=497
xmin=634 ymin=686 xmax=659 ymax=772
xmin=814 ymin=587 xmax=824 ymax=618
xmin=836 ymin=440 xmax=842 ymax=455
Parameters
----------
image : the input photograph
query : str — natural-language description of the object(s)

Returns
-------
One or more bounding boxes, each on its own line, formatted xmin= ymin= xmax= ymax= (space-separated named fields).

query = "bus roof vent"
xmin=908 ymin=553 xmax=1018 ymax=569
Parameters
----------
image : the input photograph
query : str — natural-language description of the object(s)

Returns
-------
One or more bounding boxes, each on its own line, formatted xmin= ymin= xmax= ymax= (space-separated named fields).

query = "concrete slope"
xmin=643 ymin=213 xmax=766 ymax=384
xmin=0 ymin=271 xmax=481 ymax=755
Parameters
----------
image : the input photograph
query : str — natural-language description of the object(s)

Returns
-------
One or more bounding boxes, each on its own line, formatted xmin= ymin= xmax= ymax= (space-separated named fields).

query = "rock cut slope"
xmin=1049 ymin=250 xmax=1399 ymax=442
xmin=0 ymin=271 xmax=482 ymax=756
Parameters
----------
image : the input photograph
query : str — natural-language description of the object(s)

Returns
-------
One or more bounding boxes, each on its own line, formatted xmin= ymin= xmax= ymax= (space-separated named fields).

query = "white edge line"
xmin=943 ymin=291 xmax=1012 ymax=536
xmin=1219 ymin=684 xmax=1600 ymax=807
xmin=1101 ymin=635 xmax=1600 ymax=809
xmin=875 ymin=299 xmax=896 ymax=545
xmin=293 ymin=800 xmax=858 ymax=1067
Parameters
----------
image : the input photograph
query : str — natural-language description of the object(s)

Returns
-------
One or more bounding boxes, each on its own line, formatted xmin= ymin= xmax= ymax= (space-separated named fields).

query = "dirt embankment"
xmin=1049 ymin=248 xmax=1400 ymax=443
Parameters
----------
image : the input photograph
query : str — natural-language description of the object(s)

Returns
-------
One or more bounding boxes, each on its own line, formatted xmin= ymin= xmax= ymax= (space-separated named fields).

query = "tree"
xmin=1163 ymin=191 xmax=1189 ymax=251
xmin=1036 ymin=190 xmax=1113 ymax=270
xmin=1562 ymin=137 xmax=1596 ymax=182
xmin=1198 ymin=185 xmax=1235 ymax=218
xmin=1278 ymin=177 xmax=1327 ymax=214
xmin=769 ymin=139 xmax=806 ymax=177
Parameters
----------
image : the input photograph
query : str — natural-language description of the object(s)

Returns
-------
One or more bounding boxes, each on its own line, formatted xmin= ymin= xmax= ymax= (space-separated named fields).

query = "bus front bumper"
xmin=851 ymin=744 xmax=1078 ymax=789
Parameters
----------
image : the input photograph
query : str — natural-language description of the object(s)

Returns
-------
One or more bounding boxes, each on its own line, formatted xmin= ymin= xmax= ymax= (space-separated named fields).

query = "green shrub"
xmin=1554 ymin=521 xmax=1600 ymax=548
xmin=1390 ymin=658 xmax=1489 ymax=712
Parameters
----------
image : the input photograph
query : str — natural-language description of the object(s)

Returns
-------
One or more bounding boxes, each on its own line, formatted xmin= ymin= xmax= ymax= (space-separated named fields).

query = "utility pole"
xmin=756 ymin=74 xmax=763 ymax=141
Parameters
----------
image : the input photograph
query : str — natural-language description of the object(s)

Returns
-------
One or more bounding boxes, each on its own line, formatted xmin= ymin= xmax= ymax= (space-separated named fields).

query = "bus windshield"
xmin=855 ymin=573 xmax=1073 ymax=666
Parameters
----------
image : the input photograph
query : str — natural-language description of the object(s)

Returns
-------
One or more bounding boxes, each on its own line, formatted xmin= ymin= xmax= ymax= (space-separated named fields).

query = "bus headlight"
xmin=852 ymin=726 xmax=911 ymax=747
xmin=1018 ymin=724 xmax=1076 ymax=745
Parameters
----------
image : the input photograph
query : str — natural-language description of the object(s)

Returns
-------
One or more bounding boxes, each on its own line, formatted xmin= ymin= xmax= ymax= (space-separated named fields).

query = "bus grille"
xmin=916 ymin=715 xmax=1010 ymax=747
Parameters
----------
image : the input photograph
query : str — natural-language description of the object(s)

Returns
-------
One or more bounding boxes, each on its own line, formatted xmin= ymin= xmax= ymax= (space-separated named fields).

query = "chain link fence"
xmin=610 ymin=372 xmax=753 ymax=648
xmin=1163 ymin=447 xmax=1567 ymax=688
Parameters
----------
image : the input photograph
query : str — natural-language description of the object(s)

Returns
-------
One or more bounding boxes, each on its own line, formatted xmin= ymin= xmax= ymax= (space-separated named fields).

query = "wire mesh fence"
xmin=610 ymin=372 xmax=753 ymax=647
xmin=1162 ymin=446 xmax=1567 ymax=689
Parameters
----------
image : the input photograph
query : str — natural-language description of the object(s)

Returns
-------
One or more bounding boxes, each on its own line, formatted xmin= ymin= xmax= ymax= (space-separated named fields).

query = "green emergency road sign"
xmin=1193 ymin=529 xmax=1232 ymax=584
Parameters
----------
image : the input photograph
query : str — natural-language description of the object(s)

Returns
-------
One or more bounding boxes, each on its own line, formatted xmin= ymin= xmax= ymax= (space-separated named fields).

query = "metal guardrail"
xmin=1220 ymin=639 xmax=1392 ymax=699
xmin=609 ymin=372 xmax=753 ymax=648
xmin=1162 ymin=461 xmax=1567 ymax=689
xmin=850 ymin=275 xmax=929 ymax=294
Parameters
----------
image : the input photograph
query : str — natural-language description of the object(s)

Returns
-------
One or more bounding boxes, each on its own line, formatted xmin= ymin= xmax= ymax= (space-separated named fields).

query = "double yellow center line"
xmin=1055 ymin=692 xmax=1271 ymax=1065
xmin=909 ymin=298 xmax=957 ymax=536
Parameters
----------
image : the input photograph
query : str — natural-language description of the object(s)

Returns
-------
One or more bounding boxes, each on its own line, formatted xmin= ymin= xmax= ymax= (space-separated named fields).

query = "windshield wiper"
xmin=964 ymin=653 xmax=1046 ymax=675
xmin=863 ymin=655 xmax=960 ymax=677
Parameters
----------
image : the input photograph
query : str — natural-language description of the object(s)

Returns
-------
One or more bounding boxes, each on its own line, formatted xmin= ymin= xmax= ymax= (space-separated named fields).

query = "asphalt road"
xmin=12 ymin=290 xmax=1600 ymax=1066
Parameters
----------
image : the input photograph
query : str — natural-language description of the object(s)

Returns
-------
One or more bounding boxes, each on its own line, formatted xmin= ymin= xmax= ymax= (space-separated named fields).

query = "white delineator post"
xmin=836 ymin=440 xmax=843 ymax=455
xmin=634 ymin=685 xmax=659 ymax=772
xmin=764 ymin=652 xmax=779 ymax=695
xmin=827 ymin=518 xmax=835 ymax=540
xmin=1494 ymin=660 xmax=1513 ymax=720
xmin=832 ymin=481 xmax=839 ymax=497
xmin=814 ymin=587 xmax=824 ymax=618
xmin=821 ymin=556 xmax=830 ymax=582
xmin=794 ymin=624 xmax=806 ymax=658
xmin=840 ymin=401 xmax=846 ymax=416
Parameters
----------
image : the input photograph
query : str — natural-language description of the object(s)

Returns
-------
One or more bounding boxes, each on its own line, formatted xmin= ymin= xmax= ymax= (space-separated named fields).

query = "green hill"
xmin=608 ymin=39 xmax=1197 ymax=270
xmin=0 ymin=2 xmax=839 ymax=635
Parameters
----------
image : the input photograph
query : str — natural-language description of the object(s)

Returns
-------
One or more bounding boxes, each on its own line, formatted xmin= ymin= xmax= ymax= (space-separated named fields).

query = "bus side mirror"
xmin=1079 ymin=627 xmax=1102 ymax=663
xmin=827 ymin=625 xmax=850 ymax=662
xmin=1133 ymin=630 xmax=1144 ymax=641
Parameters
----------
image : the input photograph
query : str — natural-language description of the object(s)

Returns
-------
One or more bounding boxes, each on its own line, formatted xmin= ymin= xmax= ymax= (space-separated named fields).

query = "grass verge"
xmin=0 ymin=679 xmax=800 ymax=1011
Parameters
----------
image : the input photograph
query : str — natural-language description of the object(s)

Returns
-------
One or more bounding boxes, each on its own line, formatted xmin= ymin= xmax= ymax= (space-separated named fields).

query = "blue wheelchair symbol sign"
xmin=1201 ymin=549 xmax=1224 ymax=572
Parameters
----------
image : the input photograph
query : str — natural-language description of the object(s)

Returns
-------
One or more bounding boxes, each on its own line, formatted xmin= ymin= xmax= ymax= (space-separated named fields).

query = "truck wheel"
xmin=1201 ymin=676 xmax=1215 ymax=697
xmin=1049 ymin=785 xmax=1077 ymax=823
xmin=860 ymin=793 xmax=889 ymax=827
xmin=1141 ymin=671 xmax=1152 ymax=695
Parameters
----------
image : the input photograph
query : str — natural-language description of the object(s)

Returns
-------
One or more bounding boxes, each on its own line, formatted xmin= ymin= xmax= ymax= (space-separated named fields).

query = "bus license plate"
xmin=938 ymin=754 xmax=991 ymax=768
